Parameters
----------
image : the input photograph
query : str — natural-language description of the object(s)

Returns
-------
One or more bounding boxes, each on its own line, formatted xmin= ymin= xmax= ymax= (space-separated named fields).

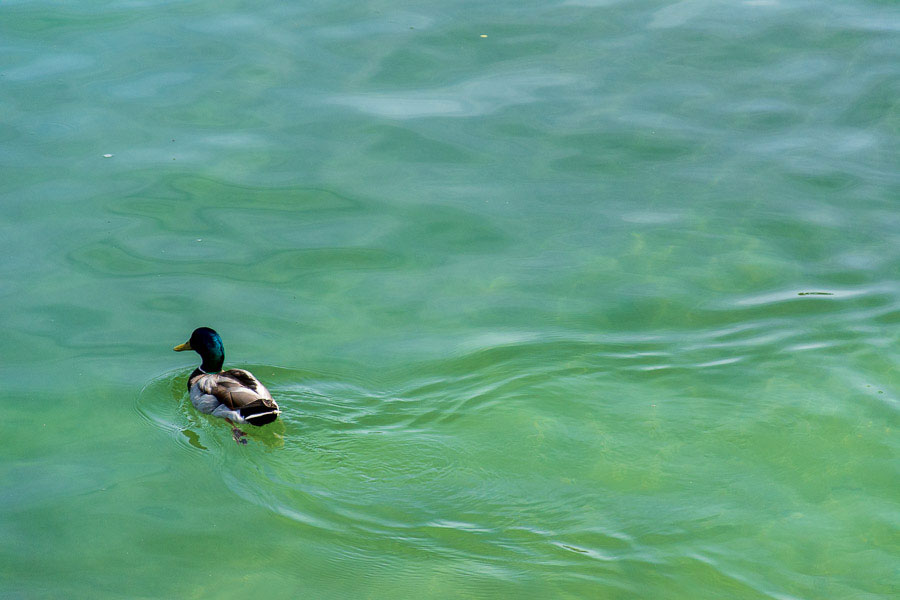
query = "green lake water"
xmin=2 ymin=0 xmax=897 ymax=597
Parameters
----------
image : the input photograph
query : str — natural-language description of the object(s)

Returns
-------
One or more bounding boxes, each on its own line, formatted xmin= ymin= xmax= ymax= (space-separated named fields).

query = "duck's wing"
xmin=196 ymin=369 xmax=277 ymax=411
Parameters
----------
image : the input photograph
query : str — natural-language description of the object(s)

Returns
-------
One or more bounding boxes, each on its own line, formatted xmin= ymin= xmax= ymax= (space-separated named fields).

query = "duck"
xmin=173 ymin=327 xmax=280 ymax=443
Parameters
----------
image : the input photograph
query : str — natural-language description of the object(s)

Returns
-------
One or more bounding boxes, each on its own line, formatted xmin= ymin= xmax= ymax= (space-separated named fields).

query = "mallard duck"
xmin=173 ymin=327 xmax=280 ymax=443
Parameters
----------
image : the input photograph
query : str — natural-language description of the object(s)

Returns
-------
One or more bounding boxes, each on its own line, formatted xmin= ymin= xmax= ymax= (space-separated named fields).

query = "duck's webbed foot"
xmin=231 ymin=427 xmax=248 ymax=445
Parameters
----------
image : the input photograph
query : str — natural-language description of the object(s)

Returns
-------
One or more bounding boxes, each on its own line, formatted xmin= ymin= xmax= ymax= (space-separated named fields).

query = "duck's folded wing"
xmin=197 ymin=372 xmax=277 ymax=411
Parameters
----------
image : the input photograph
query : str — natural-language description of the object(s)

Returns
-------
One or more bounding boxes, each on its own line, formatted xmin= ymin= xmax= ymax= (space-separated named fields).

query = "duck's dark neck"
xmin=199 ymin=351 xmax=224 ymax=374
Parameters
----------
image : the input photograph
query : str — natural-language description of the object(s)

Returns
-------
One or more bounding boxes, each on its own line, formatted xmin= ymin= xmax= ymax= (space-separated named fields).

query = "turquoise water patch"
xmin=1 ymin=0 xmax=897 ymax=597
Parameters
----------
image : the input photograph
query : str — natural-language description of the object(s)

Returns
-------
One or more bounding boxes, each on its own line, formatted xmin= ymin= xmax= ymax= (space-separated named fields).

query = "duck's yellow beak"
xmin=173 ymin=341 xmax=192 ymax=352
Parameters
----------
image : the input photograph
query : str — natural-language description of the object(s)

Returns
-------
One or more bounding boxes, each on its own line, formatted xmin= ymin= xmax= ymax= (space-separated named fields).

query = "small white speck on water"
xmin=196 ymin=238 xmax=202 ymax=242
xmin=480 ymin=34 xmax=488 ymax=38
xmin=103 ymin=154 xmax=113 ymax=158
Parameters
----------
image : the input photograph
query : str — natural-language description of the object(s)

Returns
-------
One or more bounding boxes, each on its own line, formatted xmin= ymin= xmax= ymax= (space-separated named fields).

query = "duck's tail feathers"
xmin=242 ymin=405 xmax=281 ymax=426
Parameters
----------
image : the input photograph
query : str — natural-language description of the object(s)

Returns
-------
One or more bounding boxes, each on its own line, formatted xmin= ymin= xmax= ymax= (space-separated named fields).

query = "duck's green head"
xmin=173 ymin=327 xmax=224 ymax=373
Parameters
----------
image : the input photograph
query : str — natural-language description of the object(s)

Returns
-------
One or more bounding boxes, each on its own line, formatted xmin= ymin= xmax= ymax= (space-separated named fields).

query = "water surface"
xmin=1 ymin=0 xmax=897 ymax=598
